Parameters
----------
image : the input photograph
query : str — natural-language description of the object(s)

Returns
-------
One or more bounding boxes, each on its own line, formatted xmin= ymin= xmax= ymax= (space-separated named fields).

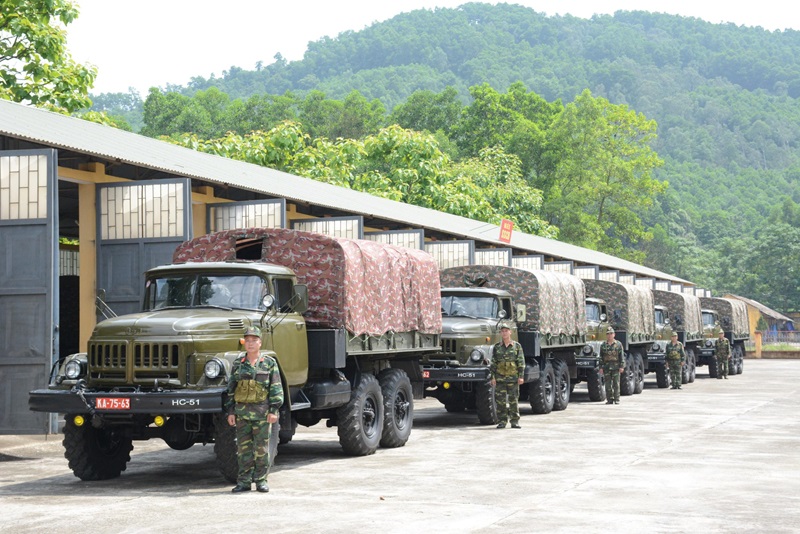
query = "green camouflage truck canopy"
xmin=699 ymin=297 xmax=750 ymax=339
xmin=584 ymin=279 xmax=655 ymax=336
xmin=439 ymin=265 xmax=586 ymax=336
xmin=172 ymin=228 xmax=442 ymax=336
xmin=652 ymin=290 xmax=703 ymax=339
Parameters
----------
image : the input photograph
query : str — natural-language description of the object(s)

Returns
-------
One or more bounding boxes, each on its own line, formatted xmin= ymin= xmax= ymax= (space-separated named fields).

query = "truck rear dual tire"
xmin=621 ymin=354 xmax=635 ymax=396
xmin=552 ymin=359 xmax=570 ymax=411
xmin=529 ymin=362 xmax=555 ymax=414
xmin=378 ymin=369 xmax=413 ymax=448
xmin=214 ymin=414 xmax=280 ymax=484
xmin=337 ymin=373 xmax=384 ymax=456
xmin=633 ymin=353 xmax=644 ymax=394
xmin=63 ymin=416 xmax=134 ymax=481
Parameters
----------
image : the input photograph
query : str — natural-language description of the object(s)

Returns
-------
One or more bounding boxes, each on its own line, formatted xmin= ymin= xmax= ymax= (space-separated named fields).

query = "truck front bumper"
xmin=29 ymin=387 xmax=226 ymax=415
xmin=422 ymin=366 xmax=490 ymax=383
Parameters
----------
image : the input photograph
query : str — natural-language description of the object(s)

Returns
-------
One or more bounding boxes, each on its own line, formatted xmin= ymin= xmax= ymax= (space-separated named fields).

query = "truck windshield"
xmin=144 ymin=274 xmax=268 ymax=311
xmin=441 ymin=295 xmax=498 ymax=318
xmin=585 ymin=303 xmax=601 ymax=322
xmin=702 ymin=312 xmax=716 ymax=327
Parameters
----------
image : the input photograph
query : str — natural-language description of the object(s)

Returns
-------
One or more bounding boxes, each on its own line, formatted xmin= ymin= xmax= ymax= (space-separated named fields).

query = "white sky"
xmin=66 ymin=0 xmax=800 ymax=95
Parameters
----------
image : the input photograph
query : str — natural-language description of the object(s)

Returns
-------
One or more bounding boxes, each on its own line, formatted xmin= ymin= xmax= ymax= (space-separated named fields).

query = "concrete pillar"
xmin=754 ymin=331 xmax=762 ymax=359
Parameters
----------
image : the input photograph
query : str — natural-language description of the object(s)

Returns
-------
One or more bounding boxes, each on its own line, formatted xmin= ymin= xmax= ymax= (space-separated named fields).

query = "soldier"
xmin=226 ymin=326 xmax=284 ymax=493
xmin=599 ymin=326 xmax=625 ymax=404
xmin=666 ymin=332 xmax=686 ymax=389
xmin=714 ymin=330 xmax=731 ymax=379
xmin=490 ymin=321 xmax=525 ymax=429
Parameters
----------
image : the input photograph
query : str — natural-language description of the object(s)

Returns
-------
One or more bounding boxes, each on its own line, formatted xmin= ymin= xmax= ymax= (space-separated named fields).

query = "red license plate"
xmin=422 ymin=370 xmax=430 ymax=379
xmin=95 ymin=397 xmax=130 ymax=410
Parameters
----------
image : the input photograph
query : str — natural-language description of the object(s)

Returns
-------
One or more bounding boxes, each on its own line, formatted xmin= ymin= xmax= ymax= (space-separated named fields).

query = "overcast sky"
xmin=66 ymin=0 xmax=800 ymax=96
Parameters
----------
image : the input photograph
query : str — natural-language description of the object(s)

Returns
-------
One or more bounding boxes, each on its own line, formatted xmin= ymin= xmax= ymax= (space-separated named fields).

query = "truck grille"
xmin=442 ymin=339 xmax=457 ymax=355
xmin=134 ymin=343 xmax=179 ymax=368
xmin=89 ymin=342 xmax=128 ymax=368
xmin=88 ymin=341 xmax=180 ymax=381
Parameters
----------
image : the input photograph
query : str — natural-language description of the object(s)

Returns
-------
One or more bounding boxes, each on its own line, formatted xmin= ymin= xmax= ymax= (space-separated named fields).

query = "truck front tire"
xmin=475 ymin=379 xmax=498 ymax=425
xmin=621 ymin=354 xmax=635 ymax=396
xmin=587 ymin=367 xmax=606 ymax=402
xmin=337 ymin=373 xmax=384 ymax=456
xmin=552 ymin=359 xmax=570 ymax=411
xmin=378 ymin=369 xmax=413 ymax=448
xmin=213 ymin=414 xmax=279 ymax=483
xmin=633 ymin=353 xmax=644 ymax=394
xmin=529 ymin=362 xmax=555 ymax=414
xmin=63 ymin=416 xmax=133 ymax=481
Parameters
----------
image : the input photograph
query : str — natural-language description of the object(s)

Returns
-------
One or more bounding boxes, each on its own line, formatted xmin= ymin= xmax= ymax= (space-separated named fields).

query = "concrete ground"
xmin=1 ymin=359 xmax=798 ymax=534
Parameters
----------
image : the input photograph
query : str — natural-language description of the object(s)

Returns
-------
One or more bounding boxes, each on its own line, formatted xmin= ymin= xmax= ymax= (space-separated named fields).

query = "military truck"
xmin=423 ymin=265 xmax=592 ymax=421
xmin=583 ymin=279 xmax=656 ymax=396
xmin=29 ymin=228 xmax=441 ymax=481
xmin=648 ymin=290 xmax=703 ymax=388
xmin=697 ymin=297 xmax=749 ymax=377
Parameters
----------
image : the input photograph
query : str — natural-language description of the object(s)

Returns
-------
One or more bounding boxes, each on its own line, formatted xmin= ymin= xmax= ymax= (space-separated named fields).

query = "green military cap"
xmin=243 ymin=326 xmax=262 ymax=338
xmin=670 ymin=332 xmax=678 ymax=337
xmin=606 ymin=326 xmax=615 ymax=334
xmin=499 ymin=320 xmax=513 ymax=330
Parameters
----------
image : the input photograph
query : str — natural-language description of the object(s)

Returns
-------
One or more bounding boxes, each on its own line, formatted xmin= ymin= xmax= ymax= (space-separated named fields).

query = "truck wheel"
xmin=62 ymin=416 xmax=133 ymax=481
xmin=552 ymin=359 xmax=570 ymax=411
xmin=213 ymin=414 xmax=279 ymax=483
xmin=378 ymin=369 xmax=413 ymax=448
xmin=708 ymin=357 xmax=718 ymax=378
xmin=587 ymin=367 xmax=606 ymax=402
xmin=529 ymin=362 xmax=555 ymax=414
xmin=633 ymin=353 xmax=644 ymax=394
xmin=337 ymin=373 xmax=384 ymax=456
xmin=734 ymin=346 xmax=744 ymax=374
xmin=687 ymin=350 xmax=697 ymax=383
xmin=279 ymin=405 xmax=297 ymax=445
xmin=475 ymin=379 xmax=498 ymax=425
xmin=620 ymin=354 xmax=635 ymax=396
xmin=655 ymin=363 xmax=669 ymax=388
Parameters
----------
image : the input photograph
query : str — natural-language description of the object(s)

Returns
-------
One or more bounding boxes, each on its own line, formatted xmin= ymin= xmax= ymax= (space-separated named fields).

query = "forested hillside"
xmin=87 ymin=3 xmax=800 ymax=311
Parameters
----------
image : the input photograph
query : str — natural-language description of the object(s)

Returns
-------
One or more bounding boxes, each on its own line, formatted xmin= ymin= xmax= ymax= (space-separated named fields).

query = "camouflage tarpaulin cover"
xmin=653 ymin=290 xmax=703 ymax=337
xmin=584 ymin=279 xmax=655 ymax=335
xmin=172 ymin=228 xmax=442 ymax=336
xmin=439 ymin=265 xmax=586 ymax=335
xmin=700 ymin=297 xmax=750 ymax=339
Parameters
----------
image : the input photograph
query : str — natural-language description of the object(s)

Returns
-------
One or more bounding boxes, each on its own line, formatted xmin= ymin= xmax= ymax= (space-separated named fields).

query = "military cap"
xmin=670 ymin=332 xmax=678 ymax=337
xmin=499 ymin=320 xmax=513 ymax=330
xmin=243 ymin=326 xmax=262 ymax=338
xmin=606 ymin=326 xmax=615 ymax=334
xmin=717 ymin=330 xmax=725 ymax=336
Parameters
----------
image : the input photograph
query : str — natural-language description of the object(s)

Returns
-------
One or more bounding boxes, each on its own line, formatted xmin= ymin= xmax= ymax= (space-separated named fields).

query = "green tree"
xmin=0 ymin=0 xmax=96 ymax=111
xmin=389 ymin=86 xmax=463 ymax=136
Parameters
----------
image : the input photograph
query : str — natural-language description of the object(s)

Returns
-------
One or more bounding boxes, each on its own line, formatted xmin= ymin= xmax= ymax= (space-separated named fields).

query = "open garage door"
xmin=96 ymin=179 xmax=192 ymax=317
xmin=0 ymin=149 xmax=58 ymax=433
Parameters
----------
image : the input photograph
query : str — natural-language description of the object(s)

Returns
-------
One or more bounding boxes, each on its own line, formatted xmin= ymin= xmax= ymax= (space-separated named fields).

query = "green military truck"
xmin=583 ymin=279 xmax=656 ymax=396
xmin=422 ymin=265 xmax=593 ymax=421
xmin=648 ymin=290 xmax=703 ymax=387
xmin=697 ymin=297 xmax=749 ymax=377
xmin=29 ymin=228 xmax=441 ymax=481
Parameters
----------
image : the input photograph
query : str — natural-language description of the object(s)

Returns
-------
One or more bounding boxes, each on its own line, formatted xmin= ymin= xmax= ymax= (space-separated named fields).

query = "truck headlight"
xmin=582 ymin=345 xmax=593 ymax=355
xmin=470 ymin=348 xmax=484 ymax=362
xmin=64 ymin=360 xmax=84 ymax=379
xmin=705 ymin=340 xmax=713 ymax=348
xmin=204 ymin=359 xmax=224 ymax=379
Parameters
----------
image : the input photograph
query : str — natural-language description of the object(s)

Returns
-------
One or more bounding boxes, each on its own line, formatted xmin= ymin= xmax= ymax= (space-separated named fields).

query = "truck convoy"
xmin=583 ymin=279 xmax=656 ymax=396
xmin=697 ymin=297 xmax=749 ymax=377
xmin=423 ymin=265 xmax=593 ymax=420
xmin=29 ymin=228 xmax=441 ymax=481
xmin=648 ymin=290 xmax=703 ymax=387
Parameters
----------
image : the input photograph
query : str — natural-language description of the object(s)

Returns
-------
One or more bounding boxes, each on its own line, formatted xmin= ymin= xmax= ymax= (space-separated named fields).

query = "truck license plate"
xmin=96 ymin=397 xmax=130 ymax=410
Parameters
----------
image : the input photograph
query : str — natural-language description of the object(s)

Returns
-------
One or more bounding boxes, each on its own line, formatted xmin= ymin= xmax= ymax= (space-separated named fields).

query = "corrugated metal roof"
xmin=724 ymin=294 xmax=793 ymax=323
xmin=0 ymin=99 xmax=689 ymax=283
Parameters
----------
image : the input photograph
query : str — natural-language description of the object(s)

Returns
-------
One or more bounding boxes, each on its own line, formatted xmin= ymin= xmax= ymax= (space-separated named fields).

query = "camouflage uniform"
xmin=490 ymin=340 xmax=524 ymax=426
xmin=225 ymin=353 xmax=284 ymax=486
xmin=714 ymin=336 xmax=731 ymax=379
xmin=600 ymin=339 xmax=625 ymax=403
xmin=666 ymin=340 xmax=686 ymax=389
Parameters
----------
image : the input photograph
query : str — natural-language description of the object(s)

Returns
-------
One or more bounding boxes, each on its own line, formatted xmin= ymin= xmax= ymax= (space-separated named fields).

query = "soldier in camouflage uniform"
xmin=490 ymin=321 xmax=525 ymax=429
xmin=714 ymin=330 xmax=731 ymax=379
xmin=226 ymin=326 xmax=284 ymax=493
xmin=666 ymin=332 xmax=686 ymax=389
xmin=599 ymin=326 xmax=625 ymax=404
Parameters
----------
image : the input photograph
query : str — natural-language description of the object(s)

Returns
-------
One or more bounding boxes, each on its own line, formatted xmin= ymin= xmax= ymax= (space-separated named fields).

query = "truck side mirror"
xmin=613 ymin=310 xmax=622 ymax=324
xmin=292 ymin=284 xmax=309 ymax=314
xmin=515 ymin=304 xmax=526 ymax=323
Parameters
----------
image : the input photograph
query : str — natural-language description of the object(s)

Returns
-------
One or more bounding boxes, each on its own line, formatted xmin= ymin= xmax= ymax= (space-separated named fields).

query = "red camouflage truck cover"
xmin=439 ymin=265 xmax=586 ymax=337
xmin=172 ymin=228 xmax=442 ymax=337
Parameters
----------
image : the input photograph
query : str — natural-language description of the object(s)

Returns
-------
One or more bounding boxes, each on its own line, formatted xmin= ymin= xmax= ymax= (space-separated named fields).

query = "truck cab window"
xmin=273 ymin=278 xmax=295 ymax=313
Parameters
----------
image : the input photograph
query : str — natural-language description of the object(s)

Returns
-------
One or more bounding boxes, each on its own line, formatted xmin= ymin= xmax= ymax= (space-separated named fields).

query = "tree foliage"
xmin=0 ymin=0 xmax=96 ymax=111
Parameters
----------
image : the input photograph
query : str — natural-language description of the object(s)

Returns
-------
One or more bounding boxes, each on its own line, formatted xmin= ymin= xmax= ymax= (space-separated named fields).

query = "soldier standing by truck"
xmin=226 ymin=326 xmax=284 ymax=493
xmin=600 ymin=327 xmax=625 ymax=404
xmin=666 ymin=332 xmax=686 ymax=390
xmin=714 ymin=330 xmax=731 ymax=379
xmin=490 ymin=321 xmax=525 ymax=428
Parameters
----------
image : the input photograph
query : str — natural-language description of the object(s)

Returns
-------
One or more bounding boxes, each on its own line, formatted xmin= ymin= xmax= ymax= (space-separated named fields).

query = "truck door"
xmin=0 ymin=149 xmax=58 ymax=433
xmin=96 ymin=179 xmax=192 ymax=317
xmin=267 ymin=276 xmax=308 ymax=387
